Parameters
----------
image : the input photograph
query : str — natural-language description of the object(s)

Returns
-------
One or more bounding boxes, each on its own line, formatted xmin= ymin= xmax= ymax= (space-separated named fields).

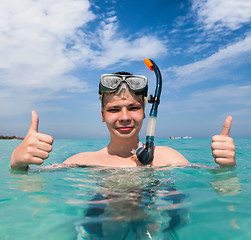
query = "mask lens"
xmin=102 ymin=76 xmax=122 ymax=89
xmin=126 ymin=77 xmax=146 ymax=90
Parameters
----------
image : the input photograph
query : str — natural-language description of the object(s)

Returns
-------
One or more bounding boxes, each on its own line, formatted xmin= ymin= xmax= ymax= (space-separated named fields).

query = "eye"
xmin=129 ymin=105 xmax=141 ymax=111
xmin=107 ymin=108 xmax=120 ymax=113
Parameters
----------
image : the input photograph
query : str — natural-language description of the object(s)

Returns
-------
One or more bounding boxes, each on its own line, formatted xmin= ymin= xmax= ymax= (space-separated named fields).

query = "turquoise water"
xmin=1 ymin=138 xmax=251 ymax=240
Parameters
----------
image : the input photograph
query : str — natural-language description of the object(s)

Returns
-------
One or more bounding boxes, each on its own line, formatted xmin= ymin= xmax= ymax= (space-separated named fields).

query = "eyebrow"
xmin=108 ymin=100 xmax=141 ymax=106
xmin=108 ymin=102 xmax=143 ymax=109
xmin=128 ymin=103 xmax=142 ymax=107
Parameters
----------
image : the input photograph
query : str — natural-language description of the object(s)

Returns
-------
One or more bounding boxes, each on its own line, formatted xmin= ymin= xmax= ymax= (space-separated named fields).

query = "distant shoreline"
xmin=0 ymin=135 xmax=24 ymax=140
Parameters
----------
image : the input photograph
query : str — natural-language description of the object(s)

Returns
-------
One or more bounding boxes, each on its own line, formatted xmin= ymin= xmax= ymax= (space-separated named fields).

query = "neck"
xmin=108 ymin=136 xmax=140 ymax=158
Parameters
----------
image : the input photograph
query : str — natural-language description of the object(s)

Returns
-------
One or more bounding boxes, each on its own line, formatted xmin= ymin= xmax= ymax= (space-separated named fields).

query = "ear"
xmin=143 ymin=112 xmax=146 ymax=119
xmin=101 ymin=109 xmax=105 ymax=122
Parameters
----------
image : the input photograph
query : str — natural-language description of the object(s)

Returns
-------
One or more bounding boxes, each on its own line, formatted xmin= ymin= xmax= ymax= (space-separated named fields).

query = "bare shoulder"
xmin=63 ymin=150 xmax=101 ymax=166
xmin=153 ymin=146 xmax=189 ymax=167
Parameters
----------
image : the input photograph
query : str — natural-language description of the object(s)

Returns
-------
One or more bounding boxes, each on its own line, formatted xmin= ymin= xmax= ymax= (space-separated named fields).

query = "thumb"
xmin=221 ymin=116 xmax=232 ymax=136
xmin=29 ymin=110 xmax=39 ymax=133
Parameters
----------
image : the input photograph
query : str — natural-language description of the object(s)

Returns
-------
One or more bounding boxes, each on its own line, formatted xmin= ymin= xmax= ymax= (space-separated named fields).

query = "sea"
xmin=0 ymin=138 xmax=251 ymax=240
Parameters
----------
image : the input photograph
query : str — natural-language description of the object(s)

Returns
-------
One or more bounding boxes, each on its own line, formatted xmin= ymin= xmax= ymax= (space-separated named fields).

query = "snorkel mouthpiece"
xmin=136 ymin=59 xmax=162 ymax=165
xmin=136 ymin=136 xmax=154 ymax=165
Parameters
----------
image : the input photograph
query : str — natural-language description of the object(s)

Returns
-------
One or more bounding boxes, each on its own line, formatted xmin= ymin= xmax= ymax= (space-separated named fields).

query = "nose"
xmin=119 ymin=108 xmax=131 ymax=122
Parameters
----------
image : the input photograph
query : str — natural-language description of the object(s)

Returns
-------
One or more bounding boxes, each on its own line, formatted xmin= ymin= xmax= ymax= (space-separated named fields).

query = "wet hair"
xmin=114 ymin=71 xmax=132 ymax=76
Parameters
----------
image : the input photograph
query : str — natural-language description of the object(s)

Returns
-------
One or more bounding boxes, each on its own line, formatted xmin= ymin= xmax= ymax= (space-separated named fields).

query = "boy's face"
xmin=101 ymin=90 xmax=145 ymax=140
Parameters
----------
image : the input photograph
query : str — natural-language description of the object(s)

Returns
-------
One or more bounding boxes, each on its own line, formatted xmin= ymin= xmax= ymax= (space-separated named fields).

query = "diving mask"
xmin=99 ymin=74 xmax=148 ymax=97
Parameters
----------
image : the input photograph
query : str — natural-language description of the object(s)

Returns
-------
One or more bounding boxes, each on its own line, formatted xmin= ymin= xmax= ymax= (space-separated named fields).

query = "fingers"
xmin=221 ymin=116 xmax=232 ymax=136
xmin=24 ymin=134 xmax=53 ymax=164
xmin=29 ymin=157 xmax=45 ymax=165
xmin=29 ymin=110 xmax=39 ymax=133
xmin=26 ymin=148 xmax=50 ymax=161
xmin=213 ymin=154 xmax=236 ymax=167
xmin=26 ymin=111 xmax=53 ymax=163
xmin=211 ymin=116 xmax=236 ymax=167
xmin=211 ymin=135 xmax=235 ymax=161
xmin=27 ymin=111 xmax=53 ymax=146
xmin=37 ymin=140 xmax=53 ymax=152
xmin=10 ymin=111 xmax=54 ymax=170
xmin=211 ymin=121 xmax=236 ymax=167
xmin=36 ymin=132 xmax=54 ymax=145
xmin=27 ymin=132 xmax=53 ymax=155
xmin=212 ymin=135 xmax=235 ymax=145
xmin=214 ymin=157 xmax=234 ymax=167
xmin=211 ymin=141 xmax=228 ymax=151
xmin=212 ymin=149 xmax=235 ymax=158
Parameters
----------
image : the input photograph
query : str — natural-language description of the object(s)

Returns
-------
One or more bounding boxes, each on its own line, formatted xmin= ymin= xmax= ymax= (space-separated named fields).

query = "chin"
xmin=115 ymin=130 xmax=138 ymax=140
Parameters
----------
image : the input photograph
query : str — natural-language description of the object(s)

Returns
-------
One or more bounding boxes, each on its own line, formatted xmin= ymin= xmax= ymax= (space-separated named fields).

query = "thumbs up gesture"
xmin=211 ymin=116 xmax=236 ymax=167
xmin=10 ymin=111 xmax=53 ymax=171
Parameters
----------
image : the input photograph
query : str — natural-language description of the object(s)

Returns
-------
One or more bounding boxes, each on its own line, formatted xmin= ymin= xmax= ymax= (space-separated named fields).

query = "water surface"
xmin=0 ymin=138 xmax=250 ymax=239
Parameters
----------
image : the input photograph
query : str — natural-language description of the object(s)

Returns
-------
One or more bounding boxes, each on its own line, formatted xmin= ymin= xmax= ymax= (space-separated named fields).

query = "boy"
xmin=10 ymin=73 xmax=236 ymax=170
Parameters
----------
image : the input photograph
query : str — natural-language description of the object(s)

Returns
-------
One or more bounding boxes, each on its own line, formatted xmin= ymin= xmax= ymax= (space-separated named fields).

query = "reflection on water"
xmin=6 ymin=165 xmax=243 ymax=240
xmin=73 ymin=167 xmax=189 ymax=240
xmin=209 ymin=169 xmax=242 ymax=196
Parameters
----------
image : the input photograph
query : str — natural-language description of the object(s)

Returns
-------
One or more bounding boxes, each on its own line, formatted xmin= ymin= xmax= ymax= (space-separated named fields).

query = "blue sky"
xmin=0 ymin=0 xmax=251 ymax=139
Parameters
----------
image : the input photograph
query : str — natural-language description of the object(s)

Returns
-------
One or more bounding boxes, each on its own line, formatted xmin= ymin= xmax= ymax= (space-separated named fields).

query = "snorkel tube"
xmin=136 ymin=59 xmax=162 ymax=165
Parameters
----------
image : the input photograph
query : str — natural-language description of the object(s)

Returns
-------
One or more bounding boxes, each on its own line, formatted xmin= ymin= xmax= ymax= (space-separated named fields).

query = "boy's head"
xmin=99 ymin=72 xmax=148 ymax=108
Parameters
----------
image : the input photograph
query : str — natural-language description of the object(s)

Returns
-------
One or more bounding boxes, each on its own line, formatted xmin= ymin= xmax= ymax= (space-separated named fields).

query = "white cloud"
xmin=230 ymin=108 xmax=251 ymax=117
xmin=193 ymin=0 xmax=251 ymax=31
xmin=0 ymin=0 xmax=167 ymax=117
xmin=0 ymin=0 xmax=95 ymax=118
xmin=0 ymin=1 xmax=166 ymax=86
xmin=71 ymin=14 xmax=167 ymax=68
xmin=92 ymin=35 xmax=167 ymax=68
xmin=191 ymin=85 xmax=251 ymax=105
xmin=165 ymin=34 xmax=251 ymax=89
xmin=0 ymin=0 xmax=94 ymax=92
xmin=162 ymin=84 xmax=251 ymax=116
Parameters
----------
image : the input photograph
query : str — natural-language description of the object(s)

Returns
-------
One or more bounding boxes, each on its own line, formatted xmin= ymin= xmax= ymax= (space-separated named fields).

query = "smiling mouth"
xmin=116 ymin=127 xmax=134 ymax=133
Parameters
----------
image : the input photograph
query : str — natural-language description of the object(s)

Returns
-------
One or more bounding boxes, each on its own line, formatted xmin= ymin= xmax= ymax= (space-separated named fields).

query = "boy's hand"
xmin=10 ymin=111 xmax=53 ymax=170
xmin=211 ymin=116 xmax=236 ymax=167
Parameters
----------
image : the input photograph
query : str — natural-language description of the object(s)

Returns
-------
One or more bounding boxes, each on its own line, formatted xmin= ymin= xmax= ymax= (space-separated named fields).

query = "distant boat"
xmin=169 ymin=136 xmax=192 ymax=139
xmin=181 ymin=136 xmax=192 ymax=139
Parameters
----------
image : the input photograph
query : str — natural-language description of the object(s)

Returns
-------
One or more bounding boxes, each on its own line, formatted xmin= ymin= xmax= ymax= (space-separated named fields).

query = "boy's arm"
xmin=211 ymin=116 xmax=236 ymax=167
xmin=10 ymin=111 xmax=53 ymax=171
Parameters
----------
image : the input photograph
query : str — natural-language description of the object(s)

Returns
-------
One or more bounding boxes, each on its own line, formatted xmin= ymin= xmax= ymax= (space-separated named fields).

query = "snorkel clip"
xmin=148 ymin=95 xmax=160 ymax=104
